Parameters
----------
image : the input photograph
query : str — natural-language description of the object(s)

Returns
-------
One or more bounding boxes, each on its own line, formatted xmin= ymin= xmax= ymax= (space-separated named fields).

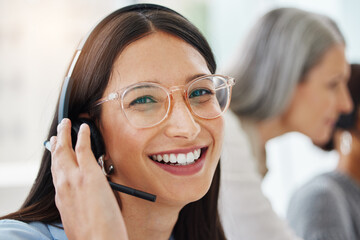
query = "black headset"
xmin=57 ymin=4 xmax=184 ymax=202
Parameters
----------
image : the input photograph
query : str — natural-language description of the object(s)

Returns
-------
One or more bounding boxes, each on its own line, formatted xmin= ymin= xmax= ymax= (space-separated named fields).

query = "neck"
xmin=256 ymin=117 xmax=290 ymax=148
xmin=337 ymin=154 xmax=360 ymax=185
xmin=119 ymin=193 xmax=180 ymax=240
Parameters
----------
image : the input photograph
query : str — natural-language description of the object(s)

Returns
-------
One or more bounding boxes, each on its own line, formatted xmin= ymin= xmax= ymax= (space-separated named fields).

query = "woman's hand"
xmin=50 ymin=118 xmax=128 ymax=240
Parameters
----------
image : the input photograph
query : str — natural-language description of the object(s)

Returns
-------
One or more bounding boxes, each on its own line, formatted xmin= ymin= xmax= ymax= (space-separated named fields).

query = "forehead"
xmin=108 ymin=31 xmax=210 ymax=90
xmin=306 ymin=44 xmax=349 ymax=82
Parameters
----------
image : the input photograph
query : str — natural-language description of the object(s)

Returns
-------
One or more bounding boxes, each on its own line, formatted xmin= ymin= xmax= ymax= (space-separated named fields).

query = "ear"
xmin=78 ymin=113 xmax=91 ymax=118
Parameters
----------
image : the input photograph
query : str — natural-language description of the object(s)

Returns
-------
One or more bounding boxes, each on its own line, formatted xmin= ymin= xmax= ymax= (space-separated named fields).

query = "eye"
xmin=129 ymin=95 xmax=156 ymax=106
xmin=189 ymin=88 xmax=213 ymax=98
xmin=327 ymin=80 xmax=340 ymax=90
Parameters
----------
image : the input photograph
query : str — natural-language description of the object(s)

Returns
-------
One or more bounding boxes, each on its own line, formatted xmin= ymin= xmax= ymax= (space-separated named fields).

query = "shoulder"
xmin=288 ymin=172 xmax=347 ymax=217
xmin=0 ymin=219 xmax=67 ymax=240
xmin=290 ymin=172 xmax=344 ymax=204
xmin=287 ymin=172 xmax=353 ymax=239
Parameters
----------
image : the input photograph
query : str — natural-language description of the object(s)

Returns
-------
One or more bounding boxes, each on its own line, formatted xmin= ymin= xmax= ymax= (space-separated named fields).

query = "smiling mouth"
xmin=149 ymin=148 xmax=205 ymax=166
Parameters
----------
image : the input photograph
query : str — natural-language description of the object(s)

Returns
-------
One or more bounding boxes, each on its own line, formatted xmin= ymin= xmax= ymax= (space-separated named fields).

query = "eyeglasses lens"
xmin=188 ymin=76 xmax=229 ymax=119
xmin=122 ymin=85 xmax=170 ymax=128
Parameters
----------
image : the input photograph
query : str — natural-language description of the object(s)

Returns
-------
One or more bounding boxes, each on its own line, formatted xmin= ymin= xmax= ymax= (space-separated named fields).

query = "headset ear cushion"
xmin=70 ymin=118 xmax=105 ymax=160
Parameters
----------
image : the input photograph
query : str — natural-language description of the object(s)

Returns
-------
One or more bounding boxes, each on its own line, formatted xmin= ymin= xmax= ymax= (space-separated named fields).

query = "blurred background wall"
xmin=1 ymin=0 xmax=359 ymax=217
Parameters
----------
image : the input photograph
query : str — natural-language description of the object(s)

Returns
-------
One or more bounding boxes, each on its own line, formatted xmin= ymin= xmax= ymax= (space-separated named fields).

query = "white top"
xmin=219 ymin=111 xmax=302 ymax=240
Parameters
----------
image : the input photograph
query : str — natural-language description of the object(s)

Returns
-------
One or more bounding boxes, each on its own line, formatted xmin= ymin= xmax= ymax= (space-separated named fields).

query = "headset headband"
xmin=58 ymin=3 xmax=184 ymax=124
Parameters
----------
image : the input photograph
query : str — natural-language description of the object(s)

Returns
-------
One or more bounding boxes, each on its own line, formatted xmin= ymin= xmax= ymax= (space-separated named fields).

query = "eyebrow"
xmin=330 ymin=72 xmax=349 ymax=83
xmin=120 ymin=73 xmax=210 ymax=87
xmin=146 ymin=73 xmax=209 ymax=84
xmin=185 ymin=73 xmax=208 ymax=83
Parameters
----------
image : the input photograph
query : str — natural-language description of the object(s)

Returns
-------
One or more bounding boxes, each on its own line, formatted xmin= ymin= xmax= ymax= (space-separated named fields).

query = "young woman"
xmin=287 ymin=64 xmax=360 ymax=240
xmin=219 ymin=7 xmax=353 ymax=240
xmin=0 ymin=4 xmax=233 ymax=240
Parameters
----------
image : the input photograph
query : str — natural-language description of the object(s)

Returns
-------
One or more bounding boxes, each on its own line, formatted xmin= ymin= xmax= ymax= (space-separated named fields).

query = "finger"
xmin=57 ymin=118 xmax=73 ymax=149
xmin=75 ymin=123 xmax=99 ymax=171
xmin=49 ymin=136 xmax=59 ymax=180
xmin=51 ymin=122 xmax=78 ymax=205
xmin=51 ymin=119 xmax=78 ymax=172
xmin=50 ymin=136 xmax=57 ymax=153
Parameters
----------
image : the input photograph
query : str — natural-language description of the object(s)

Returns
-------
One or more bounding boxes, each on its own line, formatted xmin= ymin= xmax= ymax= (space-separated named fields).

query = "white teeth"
xmin=177 ymin=154 xmax=186 ymax=164
xmin=186 ymin=152 xmax=195 ymax=163
xmin=150 ymin=149 xmax=202 ymax=165
xmin=194 ymin=149 xmax=200 ymax=159
xmin=169 ymin=154 xmax=177 ymax=163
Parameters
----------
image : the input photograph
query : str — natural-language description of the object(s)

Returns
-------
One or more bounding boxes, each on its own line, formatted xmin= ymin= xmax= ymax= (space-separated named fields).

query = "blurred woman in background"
xmin=287 ymin=63 xmax=360 ymax=240
xmin=219 ymin=7 xmax=353 ymax=240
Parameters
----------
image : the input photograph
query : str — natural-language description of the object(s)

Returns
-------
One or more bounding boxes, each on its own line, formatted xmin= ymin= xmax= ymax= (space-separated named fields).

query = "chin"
xmin=158 ymin=193 xmax=204 ymax=207
xmin=163 ymin=182 xmax=210 ymax=205
xmin=311 ymin=130 xmax=332 ymax=146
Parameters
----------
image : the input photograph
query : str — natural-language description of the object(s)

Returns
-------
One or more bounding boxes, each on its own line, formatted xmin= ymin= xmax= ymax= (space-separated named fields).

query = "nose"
xmin=337 ymin=83 xmax=353 ymax=114
xmin=164 ymin=97 xmax=201 ymax=140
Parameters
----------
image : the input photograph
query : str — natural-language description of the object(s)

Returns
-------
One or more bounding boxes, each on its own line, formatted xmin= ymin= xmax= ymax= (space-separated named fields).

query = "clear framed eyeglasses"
xmin=95 ymin=74 xmax=235 ymax=128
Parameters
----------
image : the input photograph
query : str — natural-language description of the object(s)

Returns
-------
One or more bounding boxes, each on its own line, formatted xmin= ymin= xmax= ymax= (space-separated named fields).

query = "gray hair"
xmin=228 ymin=7 xmax=345 ymax=120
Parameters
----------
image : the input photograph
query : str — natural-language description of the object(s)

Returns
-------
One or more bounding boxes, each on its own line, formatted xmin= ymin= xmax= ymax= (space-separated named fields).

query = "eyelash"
xmin=189 ymin=89 xmax=212 ymax=98
xmin=327 ymin=80 xmax=340 ymax=90
xmin=130 ymin=96 xmax=156 ymax=105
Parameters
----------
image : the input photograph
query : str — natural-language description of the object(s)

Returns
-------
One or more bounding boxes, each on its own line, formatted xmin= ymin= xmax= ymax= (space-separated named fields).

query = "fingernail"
xmin=61 ymin=118 xmax=69 ymax=125
xmin=58 ymin=118 xmax=69 ymax=131
xmin=80 ymin=123 xmax=88 ymax=131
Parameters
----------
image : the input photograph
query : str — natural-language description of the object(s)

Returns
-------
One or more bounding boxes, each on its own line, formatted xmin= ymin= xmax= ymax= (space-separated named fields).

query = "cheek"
xmin=100 ymin=107 xmax=142 ymax=164
xmin=283 ymin=88 xmax=327 ymax=133
xmin=207 ymin=117 xmax=224 ymax=156
xmin=306 ymin=96 xmax=331 ymax=122
xmin=217 ymin=118 xmax=225 ymax=146
xmin=291 ymin=91 xmax=335 ymax=143
xmin=309 ymin=93 xmax=338 ymax=131
xmin=101 ymin=123 xmax=150 ymax=183
xmin=298 ymin=81 xmax=340 ymax=119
